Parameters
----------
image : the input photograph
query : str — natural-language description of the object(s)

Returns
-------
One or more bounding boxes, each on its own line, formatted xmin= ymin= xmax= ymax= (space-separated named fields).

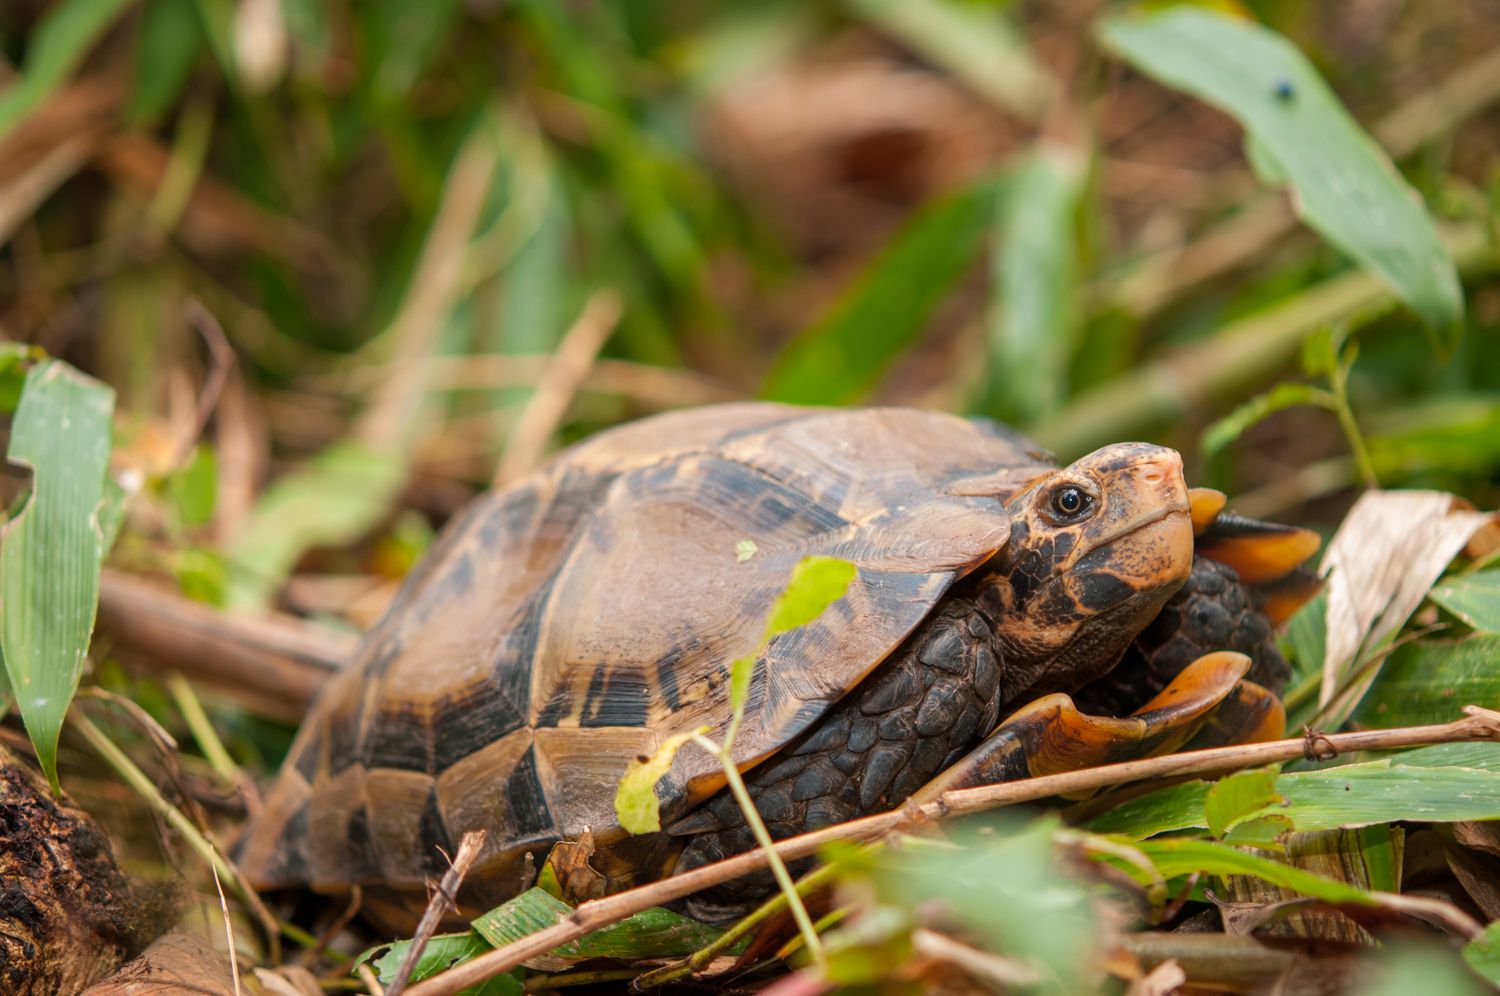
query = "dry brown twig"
xmin=385 ymin=831 xmax=487 ymax=996
xmin=405 ymin=708 xmax=1500 ymax=996
xmin=492 ymin=290 xmax=624 ymax=487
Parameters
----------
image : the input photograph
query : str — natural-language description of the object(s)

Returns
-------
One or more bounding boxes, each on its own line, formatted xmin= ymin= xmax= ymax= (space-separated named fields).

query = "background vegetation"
xmin=3 ymin=0 xmax=1500 ymax=992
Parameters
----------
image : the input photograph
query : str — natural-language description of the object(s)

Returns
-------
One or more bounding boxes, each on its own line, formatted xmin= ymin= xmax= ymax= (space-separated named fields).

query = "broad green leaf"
xmin=1099 ymin=8 xmax=1463 ymax=338
xmin=0 ymin=360 xmax=116 ymax=791
xmin=0 ymin=0 xmax=138 ymax=141
xmin=1354 ymin=635 xmax=1500 ymax=727
xmin=844 ymin=0 xmax=1052 ymax=119
xmin=1200 ymin=383 xmax=1334 ymax=456
xmin=1089 ymin=761 xmax=1500 ymax=839
xmin=1465 ymin=921 xmax=1500 ymax=987
xmin=1390 ymin=742 xmax=1500 ymax=769
xmin=128 ymin=0 xmax=204 ymax=124
xmin=764 ymin=556 xmax=858 ymax=638
xmin=1428 ymin=570 xmax=1500 ymax=633
xmin=473 ymin=888 xmax=727 ymax=968
xmin=762 ymin=177 xmax=1002 ymax=405
xmin=224 ymin=440 xmax=405 ymax=610
xmin=1204 ymin=766 xmax=1283 ymax=838
xmin=363 ymin=931 xmax=518 ymax=994
xmin=1283 ymin=590 xmax=1327 ymax=682
xmin=615 ymin=728 xmax=707 ymax=834
xmin=976 ymin=145 xmax=1086 ymax=424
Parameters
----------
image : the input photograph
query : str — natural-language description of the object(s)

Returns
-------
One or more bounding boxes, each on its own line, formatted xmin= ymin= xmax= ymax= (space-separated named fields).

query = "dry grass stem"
xmin=493 ymin=290 xmax=623 ymax=486
xmin=384 ymin=831 xmax=487 ymax=996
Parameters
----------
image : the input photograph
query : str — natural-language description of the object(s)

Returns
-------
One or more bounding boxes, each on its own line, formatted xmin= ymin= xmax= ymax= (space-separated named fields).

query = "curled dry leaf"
xmin=1318 ymin=490 xmax=1497 ymax=724
xmin=1126 ymin=956 xmax=1187 ymax=996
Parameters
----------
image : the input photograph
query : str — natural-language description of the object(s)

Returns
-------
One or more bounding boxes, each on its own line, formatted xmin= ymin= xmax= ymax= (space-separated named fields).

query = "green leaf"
xmin=1370 ymin=946 xmax=1488 ymax=996
xmin=224 ymin=440 xmax=406 ymax=610
xmin=363 ymin=932 xmax=518 ymax=994
xmin=763 ymin=556 xmax=858 ymax=639
xmin=762 ymin=177 xmax=1002 ymax=405
xmin=1428 ymin=570 xmax=1500 ymax=634
xmin=128 ymin=0 xmax=204 ymax=124
xmin=1089 ymin=761 xmax=1500 ymax=839
xmin=1465 ymin=921 xmax=1500 ymax=987
xmin=1098 ymin=8 xmax=1463 ymax=338
xmin=166 ymin=445 xmax=217 ymax=529
xmin=615 ymin=728 xmax=706 ymax=835
xmin=472 ymin=888 xmax=727 ymax=968
xmin=1221 ymin=814 xmax=1294 ymax=850
xmin=844 ymin=0 xmax=1052 ymax=119
xmin=0 ymin=360 xmax=116 ymax=791
xmin=1204 ymin=766 xmax=1284 ymax=838
xmin=977 ymin=145 xmax=1087 ymax=424
xmin=0 ymin=0 xmax=138 ymax=141
xmin=1118 ymin=837 xmax=1376 ymax=906
xmin=1283 ymin=590 xmax=1328 ymax=682
xmin=1354 ymin=635 xmax=1500 ymax=727
xmin=1200 ymin=383 xmax=1334 ymax=456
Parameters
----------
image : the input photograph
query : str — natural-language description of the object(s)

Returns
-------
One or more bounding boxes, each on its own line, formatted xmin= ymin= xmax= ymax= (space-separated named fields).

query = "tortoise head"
xmin=984 ymin=442 xmax=1193 ymax=705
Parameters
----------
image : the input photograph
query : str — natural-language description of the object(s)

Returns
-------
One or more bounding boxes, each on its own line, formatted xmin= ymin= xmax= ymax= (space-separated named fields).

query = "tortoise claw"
xmin=910 ymin=652 xmax=1251 ymax=802
xmin=1181 ymin=678 xmax=1285 ymax=750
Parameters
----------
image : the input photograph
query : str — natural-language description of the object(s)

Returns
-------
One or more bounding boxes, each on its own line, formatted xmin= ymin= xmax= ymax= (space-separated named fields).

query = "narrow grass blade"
xmin=762 ymin=177 xmax=1002 ymax=405
xmin=1099 ymin=7 xmax=1462 ymax=339
xmin=976 ymin=145 xmax=1086 ymax=424
xmin=0 ymin=360 xmax=116 ymax=790
xmin=0 ymin=0 xmax=138 ymax=141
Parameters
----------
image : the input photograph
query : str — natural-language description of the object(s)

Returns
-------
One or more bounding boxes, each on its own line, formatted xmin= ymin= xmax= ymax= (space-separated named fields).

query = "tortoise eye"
xmin=1049 ymin=485 xmax=1094 ymax=521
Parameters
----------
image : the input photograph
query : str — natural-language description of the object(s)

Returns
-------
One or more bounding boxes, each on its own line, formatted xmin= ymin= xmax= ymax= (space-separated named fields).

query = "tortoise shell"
xmin=237 ymin=404 xmax=1060 ymax=904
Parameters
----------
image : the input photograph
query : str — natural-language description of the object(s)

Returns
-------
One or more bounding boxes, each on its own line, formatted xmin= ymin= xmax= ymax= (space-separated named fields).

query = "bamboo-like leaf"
xmin=472 ymin=887 xmax=727 ymax=972
xmin=1428 ymin=570 xmax=1500 ymax=634
xmin=1099 ymin=7 xmax=1463 ymax=338
xmin=0 ymin=360 xmax=115 ymax=790
xmin=1109 ymin=838 xmax=1376 ymax=906
xmin=362 ymin=932 xmax=517 ymax=993
xmin=1354 ymin=635 xmax=1500 ymax=728
xmin=1089 ymin=761 xmax=1500 ymax=839
xmin=0 ymin=0 xmax=138 ymax=141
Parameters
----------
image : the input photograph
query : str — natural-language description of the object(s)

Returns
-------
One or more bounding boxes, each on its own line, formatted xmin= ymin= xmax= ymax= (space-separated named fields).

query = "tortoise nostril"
xmin=1142 ymin=470 xmax=1164 ymax=484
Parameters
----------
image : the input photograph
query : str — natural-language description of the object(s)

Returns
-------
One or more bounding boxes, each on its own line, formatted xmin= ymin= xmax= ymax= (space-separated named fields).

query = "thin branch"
xmin=385 ymin=831 xmax=487 ymax=996
xmin=492 ymin=290 xmax=623 ymax=487
xmin=176 ymin=299 xmax=237 ymax=470
xmin=405 ymin=710 xmax=1500 ymax=996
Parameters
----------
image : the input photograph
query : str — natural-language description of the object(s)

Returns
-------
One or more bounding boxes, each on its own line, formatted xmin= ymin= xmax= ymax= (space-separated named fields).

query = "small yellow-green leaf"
xmin=764 ymin=556 xmax=857 ymax=640
xmin=1200 ymin=383 xmax=1334 ymax=456
xmin=1204 ymin=766 xmax=1284 ymax=838
xmin=615 ymin=728 xmax=707 ymax=835
xmin=1 ymin=360 xmax=116 ymax=791
xmin=735 ymin=539 xmax=758 ymax=563
xmin=1221 ymin=814 xmax=1294 ymax=851
xmin=729 ymin=653 xmax=754 ymax=714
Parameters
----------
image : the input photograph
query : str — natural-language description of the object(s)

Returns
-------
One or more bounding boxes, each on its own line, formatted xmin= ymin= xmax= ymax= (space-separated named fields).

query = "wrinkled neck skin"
xmin=972 ymin=544 xmax=1184 ymax=709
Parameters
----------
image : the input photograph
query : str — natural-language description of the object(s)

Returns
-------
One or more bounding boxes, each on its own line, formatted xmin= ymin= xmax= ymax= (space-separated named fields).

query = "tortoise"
xmin=236 ymin=403 xmax=1317 ymax=924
